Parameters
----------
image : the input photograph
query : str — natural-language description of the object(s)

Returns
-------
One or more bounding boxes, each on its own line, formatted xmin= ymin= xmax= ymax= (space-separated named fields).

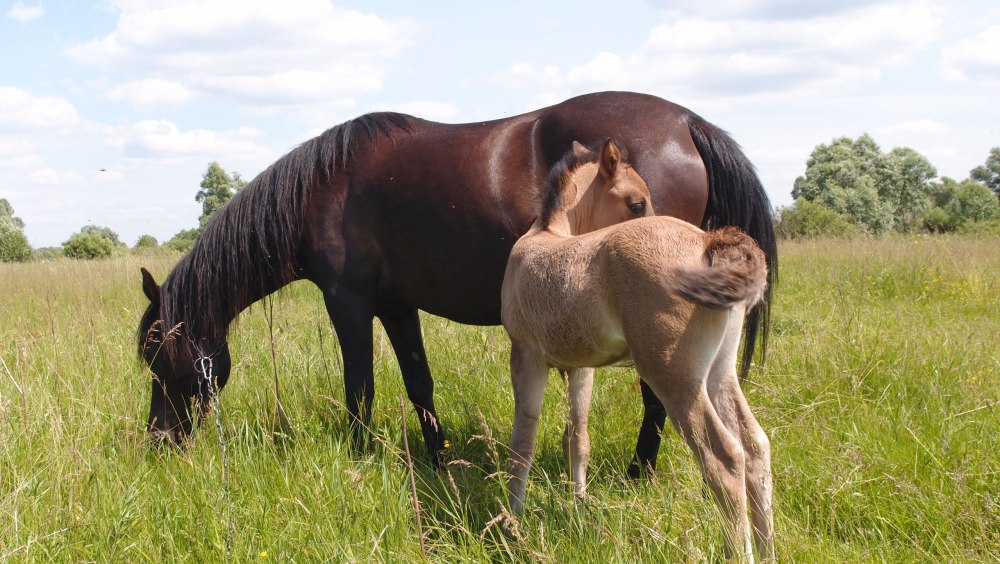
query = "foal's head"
xmin=541 ymin=138 xmax=654 ymax=235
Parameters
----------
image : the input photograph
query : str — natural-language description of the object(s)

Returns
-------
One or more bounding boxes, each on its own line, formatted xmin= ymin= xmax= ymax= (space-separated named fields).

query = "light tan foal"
xmin=501 ymin=141 xmax=774 ymax=561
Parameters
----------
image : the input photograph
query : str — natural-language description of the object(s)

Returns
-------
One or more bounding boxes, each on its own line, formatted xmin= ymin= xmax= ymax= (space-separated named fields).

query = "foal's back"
xmin=502 ymin=215 xmax=766 ymax=370
xmin=603 ymin=216 xmax=767 ymax=317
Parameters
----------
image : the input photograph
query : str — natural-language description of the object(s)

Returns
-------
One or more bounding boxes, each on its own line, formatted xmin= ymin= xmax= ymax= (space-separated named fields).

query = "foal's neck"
xmin=546 ymin=173 xmax=600 ymax=237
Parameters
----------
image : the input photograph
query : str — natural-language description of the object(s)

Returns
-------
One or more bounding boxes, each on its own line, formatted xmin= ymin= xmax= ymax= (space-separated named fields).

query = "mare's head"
xmin=541 ymin=138 xmax=654 ymax=235
xmin=137 ymin=267 xmax=231 ymax=445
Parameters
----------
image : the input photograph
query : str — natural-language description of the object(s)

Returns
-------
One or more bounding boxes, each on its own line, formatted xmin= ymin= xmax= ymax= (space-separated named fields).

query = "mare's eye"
xmin=629 ymin=201 xmax=646 ymax=215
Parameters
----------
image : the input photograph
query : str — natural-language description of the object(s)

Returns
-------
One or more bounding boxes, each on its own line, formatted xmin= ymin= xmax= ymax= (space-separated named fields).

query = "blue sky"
xmin=2 ymin=0 xmax=998 ymax=247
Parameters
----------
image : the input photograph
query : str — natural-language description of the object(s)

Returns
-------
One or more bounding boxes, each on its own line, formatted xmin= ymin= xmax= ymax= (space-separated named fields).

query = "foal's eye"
xmin=629 ymin=201 xmax=646 ymax=215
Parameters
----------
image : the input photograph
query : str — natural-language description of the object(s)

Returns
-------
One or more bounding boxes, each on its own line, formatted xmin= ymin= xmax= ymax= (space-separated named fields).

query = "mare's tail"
xmin=670 ymin=227 xmax=768 ymax=310
xmin=688 ymin=116 xmax=776 ymax=378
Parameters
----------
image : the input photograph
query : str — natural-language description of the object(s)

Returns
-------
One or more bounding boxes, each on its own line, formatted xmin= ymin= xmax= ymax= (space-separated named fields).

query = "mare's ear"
xmin=140 ymin=267 xmax=161 ymax=306
xmin=599 ymin=137 xmax=621 ymax=179
xmin=571 ymin=140 xmax=592 ymax=161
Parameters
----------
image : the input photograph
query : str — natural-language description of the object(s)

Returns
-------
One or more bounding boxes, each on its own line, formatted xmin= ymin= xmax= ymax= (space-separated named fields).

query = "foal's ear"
xmin=140 ymin=267 xmax=161 ymax=306
xmin=599 ymin=138 xmax=621 ymax=179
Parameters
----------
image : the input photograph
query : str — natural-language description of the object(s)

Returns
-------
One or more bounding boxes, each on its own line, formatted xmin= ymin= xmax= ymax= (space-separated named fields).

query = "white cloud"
xmin=66 ymin=1 xmax=417 ymax=109
xmin=496 ymin=2 xmax=942 ymax=100
xmin=647 ymin=0 xmax=876 ymax=19
xmin=383 ymin=100 xmax=460 ymax=122
xmin=942 ymin=25 xmax=1000 ymax=84
xmin=116 ymin=119 xmax=271 ymax=163
xmin=878 ymin=118 xmax=949 ymax=136
xmin=30 ymin=170 xmax=55 ymax=186
xmin=7 ymin=2 xmax=44 ymax=23
xmin=0 ymin=137 xmax=34 ymax=156
xmin=0 ymin=154 xmax=43 ymax=169
xmin=0 ymin=88 xmax=80 ymax=132
xmin=105 ymin=78 xmax=195 ymax=110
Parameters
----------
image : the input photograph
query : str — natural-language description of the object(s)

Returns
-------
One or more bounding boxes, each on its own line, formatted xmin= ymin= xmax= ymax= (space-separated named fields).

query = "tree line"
xmin=779 ymin=138 xmax=1000 ymax=238
xmin=2 ymin=142 xmax=999 ymax=263
xmin=0 ymin=162 xmax=245 ymax=262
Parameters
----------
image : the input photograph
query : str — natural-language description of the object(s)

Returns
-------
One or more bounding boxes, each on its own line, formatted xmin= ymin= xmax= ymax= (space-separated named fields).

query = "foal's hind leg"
xmin=638 ymin=364 xmax=754 ymax=561
xmin=710 ymin=370 xmax=773 ymax=561
xmin=707 ymin=310 xmax=774 ymax=560
xmin=381 ymin=309 xmax=449 ymax=467
xmin=562 ymin=368 xmax=594 ymax=497
xmin=507 ymin=341 xmax=550 ymax=514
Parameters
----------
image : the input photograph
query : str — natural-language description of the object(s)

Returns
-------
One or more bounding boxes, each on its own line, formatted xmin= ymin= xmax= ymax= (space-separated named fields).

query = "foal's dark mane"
xmin=538 ymin=141 xmax=633 ymax=230
xmin=538 ymin=145 xmax=600 ymax=230
xmin=137 ymin=112 xmax=416 ymax=359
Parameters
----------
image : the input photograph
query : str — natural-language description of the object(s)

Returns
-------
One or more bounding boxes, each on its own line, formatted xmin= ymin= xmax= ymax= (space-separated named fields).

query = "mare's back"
xmin=331 ymin=117 xmax=543 ymax=324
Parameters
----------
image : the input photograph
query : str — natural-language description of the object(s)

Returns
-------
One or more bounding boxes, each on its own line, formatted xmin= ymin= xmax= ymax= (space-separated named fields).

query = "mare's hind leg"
xmin=638 ymin=365 xmax=754 ymax=561
xmin=627 ymin=380 xmax=668 ymax=479
xmin=323 ymin=290 xmax=376 ymax=453
xmin=508 ymin=341 xmax=550 ymax=514
xmin=562 ymin=368 xmax=594 ymax=497
xmin=380 ymin=309 xmax=448 ymax=467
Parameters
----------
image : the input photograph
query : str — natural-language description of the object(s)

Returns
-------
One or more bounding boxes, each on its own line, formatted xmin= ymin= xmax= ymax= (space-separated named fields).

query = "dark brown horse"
xmin=137 ymin=91 xmax=776 ymax=476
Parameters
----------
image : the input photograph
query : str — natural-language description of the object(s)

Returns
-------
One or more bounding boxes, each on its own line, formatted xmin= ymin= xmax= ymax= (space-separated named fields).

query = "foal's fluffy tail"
xmin=670 ymin=226 xmax=768 ymax=309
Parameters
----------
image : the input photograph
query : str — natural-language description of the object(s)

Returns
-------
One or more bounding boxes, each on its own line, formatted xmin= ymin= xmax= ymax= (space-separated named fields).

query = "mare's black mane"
xmin=137 ymin=112 xmax=415 ymax=359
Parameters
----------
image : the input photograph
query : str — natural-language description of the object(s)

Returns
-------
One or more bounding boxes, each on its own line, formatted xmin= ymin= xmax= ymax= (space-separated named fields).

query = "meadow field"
xmin=1 ymin=236 xmax=998 ymax=561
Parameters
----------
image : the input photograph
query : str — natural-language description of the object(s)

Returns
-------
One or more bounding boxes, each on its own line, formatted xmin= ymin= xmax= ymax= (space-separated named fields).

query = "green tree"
xmin=164 ymin=228 xmax=200 ymax=253
xmin=0 ymin=199 xmax=31 ymax=262
xmin=969 ymin=147 xmax=1000 ymax=197
xmin=920 ymin=177 xmax=999 ymax=232
xmin=63 ymin=231 xmax=114 ymax=259
xmin=881 ymin=147 xmax=936 ymax=228
xmin=776 ymin=198 xmax=860 ymax=240
xmin=0 ymin=218 xmax=32 ymax=262
xmin=0 ymin=198 xmax=25 ymax=229
xmin=927 ymin=177 xmax=960 ymax=209
xmin=793 ymin=134 xmax=935 ymax=234
xmin=922 ymin=207 xmax=960 ymax=233
xmin=196 ymin=162 xmax=246 ymax=228
xmin=134 ymin=234 xmax=159 ymax=249
xmin=955 ymin=181 xmax=1000 ymax=222
xmin=80 ymin=225 xmax=126 ymax=248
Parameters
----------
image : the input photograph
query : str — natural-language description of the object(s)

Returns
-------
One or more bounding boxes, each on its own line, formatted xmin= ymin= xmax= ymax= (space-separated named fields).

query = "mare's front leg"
xmin=324 ymin=290 xmax=376 ymax=453
xmin=562 ymin=368 xmax=594 ymax=497
xmin=380 ymin=309 xmax=449 ymax=467
xmin=508 ymin=341 xmax=550 ymax=514
xmin=627 ymin=380 xmax=668 ymax=479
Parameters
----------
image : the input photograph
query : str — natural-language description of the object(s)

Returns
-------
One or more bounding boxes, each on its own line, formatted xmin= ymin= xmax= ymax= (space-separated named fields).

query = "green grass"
xmin=1 ymin=235 xmax=998 ymax=561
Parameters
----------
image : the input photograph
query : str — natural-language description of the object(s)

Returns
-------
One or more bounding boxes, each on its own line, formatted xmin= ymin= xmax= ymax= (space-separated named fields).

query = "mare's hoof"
xmin=429 ymin=438 xmax=453 ymax=469
xmin=626 ymin=461 xmax=655 ymax=481
xmin=147 ymin=428 xmax=189 ymax=450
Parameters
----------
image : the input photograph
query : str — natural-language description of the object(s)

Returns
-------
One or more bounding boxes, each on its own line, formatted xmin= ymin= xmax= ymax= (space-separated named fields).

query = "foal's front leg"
xmin=508 ymin=341 xmax=550 ymax=514
xmin=562 ymin=367 xmax=595 ymax=497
